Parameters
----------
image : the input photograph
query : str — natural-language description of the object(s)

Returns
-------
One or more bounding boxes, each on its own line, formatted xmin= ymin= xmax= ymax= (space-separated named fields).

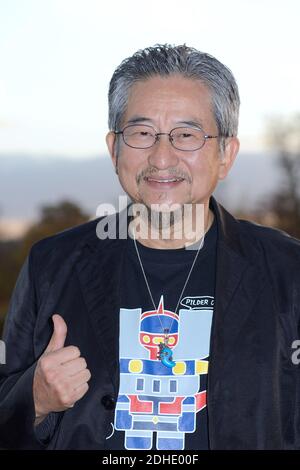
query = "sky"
xmin=0 ymin=0 xmax=300 ymax=157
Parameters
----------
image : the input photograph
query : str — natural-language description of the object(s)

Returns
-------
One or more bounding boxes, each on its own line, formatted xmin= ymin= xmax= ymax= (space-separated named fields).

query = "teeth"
xmin=147 ymin=178 xmax=182 ymax=183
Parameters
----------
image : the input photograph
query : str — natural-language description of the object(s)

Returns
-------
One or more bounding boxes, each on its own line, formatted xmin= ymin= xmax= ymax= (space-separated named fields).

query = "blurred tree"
xmin=0 ymin=240 xmax=21 ymax=311
xmin=0 ymin=200 xmax=90 ymax=335
xmin=18 ymin=200 xmax=90 ymax=259
xmin=261 ymin=114 xmax=300 ymax=238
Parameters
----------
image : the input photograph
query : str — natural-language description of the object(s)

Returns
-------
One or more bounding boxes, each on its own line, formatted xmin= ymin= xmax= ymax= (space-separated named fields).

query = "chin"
xmin=140 ymin=193 xmax=188 ymax=209
xmin=141 ymin=201 xmax=189 ymax=218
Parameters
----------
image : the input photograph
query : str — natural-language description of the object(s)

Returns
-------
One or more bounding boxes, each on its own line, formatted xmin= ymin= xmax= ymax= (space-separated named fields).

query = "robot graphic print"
xmin=107 ymin=295 xmax=213 ymax=450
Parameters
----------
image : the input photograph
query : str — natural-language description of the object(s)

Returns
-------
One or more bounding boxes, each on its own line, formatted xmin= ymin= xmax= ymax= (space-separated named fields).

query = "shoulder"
xmin=213 ymin=197 xmax=300 ymax=261
xmin=237 ymin=218 xmax=300 ymax=264
xmin=27 ymin=208 xmax=126 ymax=269
xmin=29 ymin=217 xmax=101 ymax=266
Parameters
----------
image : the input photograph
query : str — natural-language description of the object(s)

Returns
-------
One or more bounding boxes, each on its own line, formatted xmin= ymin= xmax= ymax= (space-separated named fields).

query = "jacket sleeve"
xmin=0 ymin=249 xmax=59 ymax=449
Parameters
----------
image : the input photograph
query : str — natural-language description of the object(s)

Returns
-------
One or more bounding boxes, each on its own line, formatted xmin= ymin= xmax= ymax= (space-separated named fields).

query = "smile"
xmin=146 ymin=177 xmax=184 ymax=183
xmin=144 ymin=177 xmax=185 ymax=189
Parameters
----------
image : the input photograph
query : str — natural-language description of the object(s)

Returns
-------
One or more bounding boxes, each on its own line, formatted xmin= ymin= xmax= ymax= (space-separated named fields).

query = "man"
xmin=1 ymin=44 xmax=300 ymax=450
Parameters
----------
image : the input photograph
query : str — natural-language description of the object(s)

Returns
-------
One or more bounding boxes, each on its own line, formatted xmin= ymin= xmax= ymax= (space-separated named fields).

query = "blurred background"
xmin=1 ymin=0 xmax=300 ymax=334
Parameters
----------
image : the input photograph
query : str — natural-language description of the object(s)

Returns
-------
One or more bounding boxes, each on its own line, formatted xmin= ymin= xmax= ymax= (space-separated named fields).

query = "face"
xmin=106 ymin=75 xmax=239 ymax=211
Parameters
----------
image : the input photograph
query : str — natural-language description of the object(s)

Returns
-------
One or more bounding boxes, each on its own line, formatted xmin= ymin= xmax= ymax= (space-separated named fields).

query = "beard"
xmin=128 ymin=199 xmax=191 ymax=242
xmin=129 ymin=199 xmax=205 ymax=244
xmin=142 ymin=203 xmax=184 ymax=232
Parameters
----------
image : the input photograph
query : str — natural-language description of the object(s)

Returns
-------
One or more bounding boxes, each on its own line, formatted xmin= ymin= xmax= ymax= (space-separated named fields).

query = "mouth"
xmin=144 ymin=176 xmax=185 ymax=189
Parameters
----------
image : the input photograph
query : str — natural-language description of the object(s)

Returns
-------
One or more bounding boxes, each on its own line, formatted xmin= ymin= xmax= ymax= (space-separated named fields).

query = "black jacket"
xmin=1 ymin=197 xmax=300 ymax=450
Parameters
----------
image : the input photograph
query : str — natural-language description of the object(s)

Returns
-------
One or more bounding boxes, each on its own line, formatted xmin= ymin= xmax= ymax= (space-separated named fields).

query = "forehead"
xmin=123 ymin=75 xmax=214 ymax=126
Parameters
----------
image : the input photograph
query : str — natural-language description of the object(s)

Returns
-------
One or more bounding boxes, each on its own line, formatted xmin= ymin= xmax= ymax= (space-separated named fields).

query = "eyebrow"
xmin=126 ymin=116 xmax=153 ymax=125
xmin=125 ymin=116 xmax=205 ymax=129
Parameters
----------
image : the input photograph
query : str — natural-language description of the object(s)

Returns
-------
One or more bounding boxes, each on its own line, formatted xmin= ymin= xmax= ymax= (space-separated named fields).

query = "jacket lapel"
xmin=208 ymin=197 xmax=267 ymax=393
xmin=76 ymin=209 xmax=129 ymax=395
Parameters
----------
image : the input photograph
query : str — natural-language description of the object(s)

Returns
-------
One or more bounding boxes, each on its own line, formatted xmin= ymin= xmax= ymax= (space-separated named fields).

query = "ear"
xmin=106 ymin=131 xmax=119 ymax=174
xmin=218 ymin=137 xmax=240 ymax=180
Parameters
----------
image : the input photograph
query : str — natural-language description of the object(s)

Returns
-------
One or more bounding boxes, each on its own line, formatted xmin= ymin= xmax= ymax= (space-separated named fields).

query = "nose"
xmin=147 ymin=134 xmax=179 ymax=170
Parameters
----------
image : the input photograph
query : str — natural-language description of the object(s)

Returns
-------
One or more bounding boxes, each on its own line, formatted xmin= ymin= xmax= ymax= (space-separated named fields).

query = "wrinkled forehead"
xmin=121 ymin=75 xmax=215 ymax=129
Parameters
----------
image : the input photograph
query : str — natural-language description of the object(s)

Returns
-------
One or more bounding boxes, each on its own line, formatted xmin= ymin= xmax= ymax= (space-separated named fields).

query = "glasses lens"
xmin=123 ymin=125 xmax=156 ymax=148
xmin=171 ymin=127 xmax=205 ymax=151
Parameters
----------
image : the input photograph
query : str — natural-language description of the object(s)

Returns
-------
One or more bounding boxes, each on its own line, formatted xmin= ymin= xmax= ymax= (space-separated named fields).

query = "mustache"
xmin=136 ymin=167 xmax=192 ymax=184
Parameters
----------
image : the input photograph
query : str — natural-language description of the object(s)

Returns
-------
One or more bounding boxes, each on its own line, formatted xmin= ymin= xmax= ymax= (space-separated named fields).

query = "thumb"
xmin=45 ymin=314 xmax=67 ymax=353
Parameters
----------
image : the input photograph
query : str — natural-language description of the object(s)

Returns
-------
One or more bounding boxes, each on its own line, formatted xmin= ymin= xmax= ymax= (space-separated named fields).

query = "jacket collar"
xmin=76 ymin=211 xmax=127 ymax=396
xmin=208 ymin=197 xmax=266 ymax=372
xmin=76 ymin=197 xmax=266 ymax=397
xmin=207 ymin=198 xmax=267 ymax=448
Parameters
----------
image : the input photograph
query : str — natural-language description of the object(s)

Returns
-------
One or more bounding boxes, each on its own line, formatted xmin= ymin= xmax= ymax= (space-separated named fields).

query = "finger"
xmin=45 ymin=314 xmax=67 ymax=353
xmin=70 ymin=368 xmax=91 ymax=389
xmin=48 ymin=345 xmax=81 ymax=364
xmin=73 ymin=382 xmax=89 ymax=402
xmin=61 ymin=357 xmax=87 ymax=376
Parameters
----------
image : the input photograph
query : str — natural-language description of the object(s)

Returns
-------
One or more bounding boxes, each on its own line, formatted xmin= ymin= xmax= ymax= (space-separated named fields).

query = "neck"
xmin=129 ymin=202 xmax=214 ymax=249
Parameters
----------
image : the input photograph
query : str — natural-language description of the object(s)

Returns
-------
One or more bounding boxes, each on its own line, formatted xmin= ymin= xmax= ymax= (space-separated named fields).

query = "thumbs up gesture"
xmin=33 ymin=314 xmax=91 ymax=423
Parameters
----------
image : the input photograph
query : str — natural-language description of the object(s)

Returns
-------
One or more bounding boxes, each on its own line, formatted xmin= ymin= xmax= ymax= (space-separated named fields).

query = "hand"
xmin=33 ymin=314 xmax=91 ymax=423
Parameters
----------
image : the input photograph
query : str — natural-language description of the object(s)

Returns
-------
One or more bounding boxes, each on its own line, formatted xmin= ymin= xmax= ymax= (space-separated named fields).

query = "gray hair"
xmin=108 ymin=44 xmax=240 ymax=151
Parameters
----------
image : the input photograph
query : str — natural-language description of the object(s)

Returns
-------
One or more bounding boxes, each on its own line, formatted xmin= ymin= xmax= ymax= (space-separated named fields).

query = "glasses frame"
xmin=114 ymin=124 xmax=220 ymax=152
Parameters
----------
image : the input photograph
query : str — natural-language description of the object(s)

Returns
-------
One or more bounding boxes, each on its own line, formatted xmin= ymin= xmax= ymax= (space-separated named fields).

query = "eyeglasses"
xmin=114 ymin=124 xmax=219 ymax=152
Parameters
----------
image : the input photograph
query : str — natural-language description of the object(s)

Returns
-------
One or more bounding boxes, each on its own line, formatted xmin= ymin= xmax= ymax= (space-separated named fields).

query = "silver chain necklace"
xmin=132 ymin=214 xmax=210 ymax=369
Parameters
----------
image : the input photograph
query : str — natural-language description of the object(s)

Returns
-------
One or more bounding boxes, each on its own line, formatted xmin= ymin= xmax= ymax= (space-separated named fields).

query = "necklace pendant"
xmin=158 ymin=342 xmax=176 ymax=369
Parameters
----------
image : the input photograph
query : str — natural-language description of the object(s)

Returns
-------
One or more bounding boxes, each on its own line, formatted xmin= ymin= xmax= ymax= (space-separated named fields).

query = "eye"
xmin=182 ymin=132 xmax=193 ymax=138
xmin=140 ymin=131 xmax=151 ymax=136
xmin=173 ymin=128 xmax=200 ymax=141
xmin=129 ymin=130 xmax=153 ymax=138
xmin=175 ymin=131 xmax=195 ymax=140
